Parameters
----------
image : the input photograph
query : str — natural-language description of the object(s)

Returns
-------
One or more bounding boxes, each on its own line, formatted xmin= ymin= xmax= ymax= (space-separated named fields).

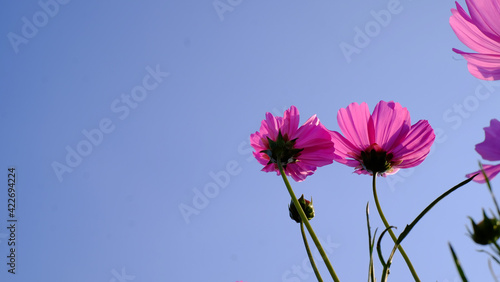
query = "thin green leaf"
xmin=479 ymin=162 xmax=500 ymax=217
xmin=366 ymin=202 xmax=376 ymax=282
xmin=449 ymin=243 xmax=468 ymax=282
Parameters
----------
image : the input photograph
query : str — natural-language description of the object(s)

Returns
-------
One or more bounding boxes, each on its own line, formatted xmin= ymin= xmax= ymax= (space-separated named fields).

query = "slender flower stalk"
xmin=372 ymin=174 xmax=420 ymax=281
xmin=300 ymin=222 xmax=323 ymax=282
xmin=278 ymin=161 xmax=340 ymax=282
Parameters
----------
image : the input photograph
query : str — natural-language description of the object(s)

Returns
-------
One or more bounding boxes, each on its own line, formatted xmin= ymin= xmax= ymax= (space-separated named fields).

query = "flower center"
xmin=261 ymin=130 xmax=304 ymax=166
xmin=360 ymin=144 xmax=393 ymax=175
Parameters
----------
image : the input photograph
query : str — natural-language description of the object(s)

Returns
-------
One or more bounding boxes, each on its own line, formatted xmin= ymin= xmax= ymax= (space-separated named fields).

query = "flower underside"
xmin=261 ymin=130 xmax=304 ymax=168
xmin=360 ymin=144 xmax=395 ymax=175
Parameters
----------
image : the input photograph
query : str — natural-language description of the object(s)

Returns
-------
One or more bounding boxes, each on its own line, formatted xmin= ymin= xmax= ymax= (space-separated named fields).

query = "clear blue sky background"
xmin=1 ymin=0 xmax=500 ymax=281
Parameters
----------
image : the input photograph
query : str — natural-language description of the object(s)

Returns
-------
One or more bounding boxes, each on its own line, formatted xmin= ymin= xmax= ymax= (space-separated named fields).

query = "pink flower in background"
xmin=467 ymin=119 xmax=500 ymax=183
xmin=250 ymin=106 xmax=335 ymax=182
xmin=330 ymin=101 xmax=435 ymax=176
xmin=449 ymin=0 xmax=500 ymax=80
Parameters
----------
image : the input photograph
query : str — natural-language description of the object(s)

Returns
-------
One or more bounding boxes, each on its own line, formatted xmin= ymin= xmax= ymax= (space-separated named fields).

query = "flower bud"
xmin=469 ymin=210 xmax=500 ymax=245
xmin=289 ymin=195 xmax=315 ymax=223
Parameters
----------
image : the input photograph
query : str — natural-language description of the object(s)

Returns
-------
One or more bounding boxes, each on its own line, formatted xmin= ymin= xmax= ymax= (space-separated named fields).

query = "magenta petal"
xmin=465 ymin=0 xmax=500 ymax=40
xmin=450 ymin=0 xmax=500 ymax=80
xmin=450 ymin=7 xmax=500 ymax=54
xmin=391 ymin=120 xmax=435 ymax=168
xmin=466 ymin=164 xmax=500 ymax=183
xmin=476 ymin=119 xmax=500 ymax=161
xmin=337 ymin=102 xmax=371 ymax=149
xmin=330 ymin=131 xmax=362 ymax=167
xmin=282 ymin=106 xmax=300 ymax=138
xmin=370 ymin=101 xmax=411 ymax=152
xmin=294 ymin=115 xmax=331 ymax=145
xmin=291 ymin=162 xmax=316 ymax=182
xmin=453 ymin=49 xmax=500 ymax=80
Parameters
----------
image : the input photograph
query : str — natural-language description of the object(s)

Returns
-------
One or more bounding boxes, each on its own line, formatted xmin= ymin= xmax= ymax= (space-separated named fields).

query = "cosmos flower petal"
xmin=450 ymin=0 xmax=500 ymax=80
xmin=337 ymin=102 xmax=372 ymax=149
xmin=370 ymin=101 xmax=411 ymax=152
xmin=453 ymin=49 xmax=500 ymax=80
xmin=295 ymin=115 xmax=333 ymax=146
xmin=391 ymin=120 xmax=435 ymax=168
xmin=282 ymin=106 xmax=300 ymax=138
xmin=476 ymin=119 xmax=500 ymax=161
xmin=465 ymin=0 xmax=500 ymax=40
xmin=287 ymin=162 xmax=317 ymax=182
xmin=450 ymin=5 xmax=500 ymax=54
xmin=330 ymin=131 xmax=362 ymax=167
xmin=467 ymin=164 xmax=500 ymax=183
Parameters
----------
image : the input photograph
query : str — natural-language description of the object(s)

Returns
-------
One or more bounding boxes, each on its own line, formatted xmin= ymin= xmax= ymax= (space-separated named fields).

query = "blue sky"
xmin=2 ymin=0 xmax=500 ymax=281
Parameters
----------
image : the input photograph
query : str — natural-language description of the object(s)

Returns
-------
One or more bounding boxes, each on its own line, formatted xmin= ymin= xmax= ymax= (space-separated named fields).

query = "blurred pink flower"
xmin=466 ymin=119 xmax=500 ymax=183
xmin=449 ymin=0 xmax=500 ymax=80
xmin=250 ymin=106 xmax=335 ymax=182
xmin=330 ymin=101 xmax=435 ymax=176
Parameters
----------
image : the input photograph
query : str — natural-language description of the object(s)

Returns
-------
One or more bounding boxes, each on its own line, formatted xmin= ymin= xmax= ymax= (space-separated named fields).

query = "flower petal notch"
xmin=449 ymin=0 xmax=500 ymax=80
xmin=250 ymin=106 xmax=335 ymax=182
xmin=330 ymin=101 xmax=435 ymax=177
xmin=466 ymin=119 xmax=500 ymax=183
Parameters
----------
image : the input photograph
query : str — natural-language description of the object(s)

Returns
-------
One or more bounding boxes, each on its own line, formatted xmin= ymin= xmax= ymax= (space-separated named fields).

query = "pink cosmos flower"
xmin=449 ymin=0 xmax=500 ymax=80
xmin=330 ymin=101 xmax=435 ymax=176
xmin=466 ymin=119 xmax=500 ymax=183
xmin=250 ymin=106 xmax=335 ymax=182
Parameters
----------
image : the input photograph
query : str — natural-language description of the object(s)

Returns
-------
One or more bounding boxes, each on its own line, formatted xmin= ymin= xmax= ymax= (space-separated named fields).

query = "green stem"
xmin=300 ymin=221 xmax=323 ymax=282
xmin=278 ymin=161 xmax=340 ymax=282
xmin=397 ymin=175 xmax=476 ymax=246
xmin=372 ymin=174 xmax=420 ymax=282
